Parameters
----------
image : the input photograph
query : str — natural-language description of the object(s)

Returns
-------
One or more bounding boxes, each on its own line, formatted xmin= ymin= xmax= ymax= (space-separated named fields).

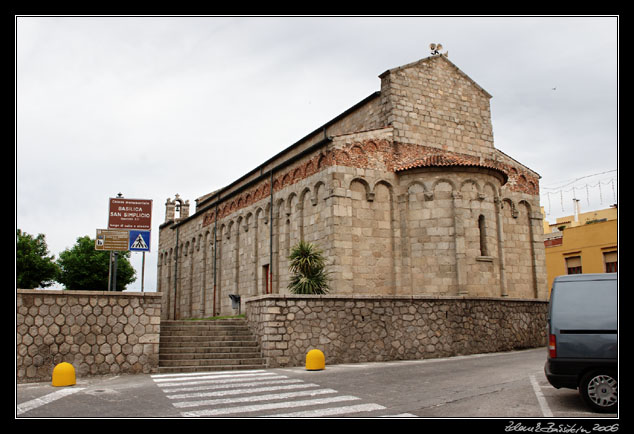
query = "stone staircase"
xmin=158 ymin=318 xmax=266 ymax=373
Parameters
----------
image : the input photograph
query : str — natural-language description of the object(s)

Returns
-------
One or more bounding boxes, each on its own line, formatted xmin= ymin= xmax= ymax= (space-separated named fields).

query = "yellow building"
xmin=542 ymin=205 xmax=618 ymax=292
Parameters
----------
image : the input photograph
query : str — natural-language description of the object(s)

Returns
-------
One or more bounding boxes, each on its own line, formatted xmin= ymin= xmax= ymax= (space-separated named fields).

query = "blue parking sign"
xmin=129 ymin=230 xmax=151 ymax=252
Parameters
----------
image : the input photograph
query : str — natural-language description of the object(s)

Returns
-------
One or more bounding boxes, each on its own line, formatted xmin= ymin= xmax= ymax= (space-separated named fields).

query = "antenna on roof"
xmin=429 ymin=43 xmax=448 ymax=57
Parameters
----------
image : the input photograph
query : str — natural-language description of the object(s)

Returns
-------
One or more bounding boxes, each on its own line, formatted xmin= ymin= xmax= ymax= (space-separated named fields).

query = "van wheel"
xmin=579 ymin=370 xmax=617 ymax=413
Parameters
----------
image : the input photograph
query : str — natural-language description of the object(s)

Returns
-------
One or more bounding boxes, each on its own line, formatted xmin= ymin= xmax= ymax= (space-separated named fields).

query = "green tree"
xmin=56 ymin=235 xmax=136 ymax=291
xmin=16 ymin=229 xmax=59 ymax=288
xmin=287 ymin=240 xmax=330 ymax=294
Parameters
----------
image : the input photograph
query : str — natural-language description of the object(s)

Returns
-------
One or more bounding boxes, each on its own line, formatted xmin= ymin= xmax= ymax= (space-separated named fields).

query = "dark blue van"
xmin=544 ymin=273 xmax=617 ymax=413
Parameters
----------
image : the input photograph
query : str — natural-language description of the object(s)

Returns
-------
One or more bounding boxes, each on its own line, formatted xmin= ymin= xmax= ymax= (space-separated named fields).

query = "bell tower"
xmin=164 ymin=194 xmax=189 ymax=223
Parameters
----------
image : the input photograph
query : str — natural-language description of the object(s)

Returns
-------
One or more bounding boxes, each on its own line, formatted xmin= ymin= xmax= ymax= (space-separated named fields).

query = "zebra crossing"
xmin=151 ymin=369 xmax=416 ymax=418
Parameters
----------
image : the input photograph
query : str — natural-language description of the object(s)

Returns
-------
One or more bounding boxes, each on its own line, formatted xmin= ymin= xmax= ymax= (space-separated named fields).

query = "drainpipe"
xmin=269 ymin=169 xmax=274 ymax=294
xmin=213 ymin=199 xmax=218 ymax=316
xmin=173 ymin=226 xmax=179 ymax=320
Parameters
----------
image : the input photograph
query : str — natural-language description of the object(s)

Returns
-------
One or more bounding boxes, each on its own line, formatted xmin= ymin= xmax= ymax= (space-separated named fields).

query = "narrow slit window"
xmin=478 ymin=214 xmax=489 ymax=256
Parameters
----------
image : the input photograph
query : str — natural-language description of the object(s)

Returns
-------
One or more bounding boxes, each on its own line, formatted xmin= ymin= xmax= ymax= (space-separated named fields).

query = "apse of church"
xmin=158 ymin=54 xmax=547 ymax=320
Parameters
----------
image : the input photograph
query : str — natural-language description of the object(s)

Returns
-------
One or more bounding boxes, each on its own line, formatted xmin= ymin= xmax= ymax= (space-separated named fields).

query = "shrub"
xmin=287 ymin=241 xmax=330 ymax=295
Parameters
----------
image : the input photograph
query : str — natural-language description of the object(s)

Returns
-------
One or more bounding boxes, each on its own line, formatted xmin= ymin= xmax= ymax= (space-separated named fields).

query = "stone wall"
xmin=379 ymin=55 xmax=494 ymax=157
xmin=16 ymin=289 xmax=162 ymax=383
xmin=245 ymin=294 xmax=548 ymax=368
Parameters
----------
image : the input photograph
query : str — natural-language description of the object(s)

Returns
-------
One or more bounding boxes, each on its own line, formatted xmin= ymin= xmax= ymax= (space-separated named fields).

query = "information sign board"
xmin=95 ymin=229 xmax=129 ymax=251
xmin=108 ymin=198 xmax=152 ymax=230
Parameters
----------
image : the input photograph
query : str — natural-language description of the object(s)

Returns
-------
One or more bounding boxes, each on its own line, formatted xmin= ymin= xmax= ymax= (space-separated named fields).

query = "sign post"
xmin=128 ymin=229 xmax=151 ymax=292
xmin=95 ymin=229 xmax=130 ymax=251
xmin=98 ymin=194 xmax=153 ymax=291
xmin=108 ymin=197 xmax=152 ymax=231
xmin=95 ymin=229 xmax=129 ymax=291
xmin=128 ymin=230 xmax=151 ymax=251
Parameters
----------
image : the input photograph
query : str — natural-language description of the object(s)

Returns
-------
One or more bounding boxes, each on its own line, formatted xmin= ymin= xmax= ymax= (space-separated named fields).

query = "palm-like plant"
xmin=288 ymin=241 xmax=330 ymax=294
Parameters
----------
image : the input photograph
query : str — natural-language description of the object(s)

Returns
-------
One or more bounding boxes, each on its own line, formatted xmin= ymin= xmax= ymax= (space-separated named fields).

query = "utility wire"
xmin=541 ymin=169 xmax=617 ymax=190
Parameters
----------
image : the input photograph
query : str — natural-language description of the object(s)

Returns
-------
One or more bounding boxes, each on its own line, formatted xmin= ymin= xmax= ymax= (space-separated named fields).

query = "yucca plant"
xmin=288 ymin=241 xmax=330 ymax=294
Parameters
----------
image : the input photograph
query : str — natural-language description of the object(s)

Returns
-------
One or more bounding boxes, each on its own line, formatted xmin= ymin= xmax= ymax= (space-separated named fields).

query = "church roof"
xmin=394 ymin=152 xmax=509 ymax=184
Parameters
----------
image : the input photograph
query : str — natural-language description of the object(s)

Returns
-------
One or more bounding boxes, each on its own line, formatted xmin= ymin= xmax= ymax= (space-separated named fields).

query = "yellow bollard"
xmin=51 ymin=362 xmax=76 ymax=387
xmin=305 ymin=349 xmax=325 ymax=371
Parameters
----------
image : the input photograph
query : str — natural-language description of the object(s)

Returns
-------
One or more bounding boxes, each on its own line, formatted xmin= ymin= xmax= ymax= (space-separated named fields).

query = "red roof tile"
xmin=396 ymin=153 xmax=503 ymax=171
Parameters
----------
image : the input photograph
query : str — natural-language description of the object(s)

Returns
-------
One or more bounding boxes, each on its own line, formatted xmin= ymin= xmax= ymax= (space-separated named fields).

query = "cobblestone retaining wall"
xmin=16 ymin=289 xmax=162 ymax=383
xmin=245 ymin=294 xmax=548 ymax=368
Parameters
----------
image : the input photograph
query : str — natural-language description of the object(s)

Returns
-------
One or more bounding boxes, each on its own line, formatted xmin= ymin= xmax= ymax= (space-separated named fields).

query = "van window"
xmin=551 ymin=279 xmax=617 ymax=331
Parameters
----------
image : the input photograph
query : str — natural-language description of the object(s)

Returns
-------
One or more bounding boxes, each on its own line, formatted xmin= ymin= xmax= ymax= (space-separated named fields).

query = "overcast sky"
xmin=15 ymin=15 xmax=618 ymax=292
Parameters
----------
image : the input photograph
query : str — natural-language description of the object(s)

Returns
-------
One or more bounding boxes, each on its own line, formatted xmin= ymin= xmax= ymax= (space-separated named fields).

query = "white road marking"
xmin=265 ymin=403 xmax=387 ymax=418
xmin=153 ymin=369 xmax=415 ymax=418
xmin=163 ymin=378 xmax=304 ymax=394
xmin=529 ymin=374 xmax=553 ymax=418
xmin=151 ymin=369 xmax=266 ymax=379
xmin=380 ymin=413 xmax=418 ymax=417
xmin=181 ymin=395 xmax=360 ymax=417
xmin=152 ymin=371 xmax=274 ymax=383
xmin=166 ymin=382 xmax=321 ymax=399
xmin=156 ymin=374 xmax=288 ymax=389
xmin=16 ymin=387 xmax=85 ymax=416
xmin=173 ymin=388 xmax=338 ymax=408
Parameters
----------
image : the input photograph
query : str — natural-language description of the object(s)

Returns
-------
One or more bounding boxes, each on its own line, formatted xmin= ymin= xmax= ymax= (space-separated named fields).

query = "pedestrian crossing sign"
xmin=129 ymin=230 xmax=151 ymax=252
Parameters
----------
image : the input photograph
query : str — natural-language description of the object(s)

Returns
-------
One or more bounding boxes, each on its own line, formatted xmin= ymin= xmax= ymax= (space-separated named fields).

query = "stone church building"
xmin=158 ymin=54 xmax=547 ymax=320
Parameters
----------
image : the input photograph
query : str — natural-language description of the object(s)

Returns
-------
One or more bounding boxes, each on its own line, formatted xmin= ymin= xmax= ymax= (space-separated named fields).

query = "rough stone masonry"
xmin=17 ymin=289 xmax=162 ymax=383
xmin=245 ymin=294 xmax=547 ymax=368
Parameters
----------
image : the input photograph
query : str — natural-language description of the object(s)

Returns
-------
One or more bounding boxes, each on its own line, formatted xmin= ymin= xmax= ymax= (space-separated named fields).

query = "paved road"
xmin=16 ymin=348 xmax=619 ymax=422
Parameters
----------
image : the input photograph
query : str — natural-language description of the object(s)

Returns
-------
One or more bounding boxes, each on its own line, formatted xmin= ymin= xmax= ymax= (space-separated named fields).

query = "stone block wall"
xmin=158 ymin=54 xmax=547 ymax=320
xmin=245 ymin=294 xmax=547 ymax=368
xmin=16 ymin=289 xmax=162 ymax=383
xmin=379 ymin=55 xmax=495 ymax=157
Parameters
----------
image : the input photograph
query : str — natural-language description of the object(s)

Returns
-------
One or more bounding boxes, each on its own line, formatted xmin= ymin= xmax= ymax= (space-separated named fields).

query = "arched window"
xmin=478 ymin=214 xmax=489 ymax=256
